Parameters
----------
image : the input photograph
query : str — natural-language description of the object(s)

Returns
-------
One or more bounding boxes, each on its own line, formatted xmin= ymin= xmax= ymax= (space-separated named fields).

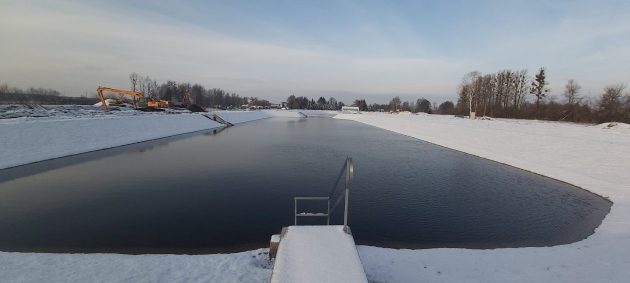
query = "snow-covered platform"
xmin=271 ymin=226 xmax=368 ymax=283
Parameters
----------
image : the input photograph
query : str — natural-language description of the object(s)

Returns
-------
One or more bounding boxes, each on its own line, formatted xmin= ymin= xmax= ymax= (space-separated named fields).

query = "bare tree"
xmin=563 ymin=79 xmax=582 ymax=105
xmin=129 ymin=72 xmax=140 ymax=105
xmin=512 ymin=70 xmax=528 ymax=113
xmin=129 ymin=73 xmax=139 ymax=91
xmin=456 ymin=71 xmax=482 ymax=116
xmin=0 ymin=83 xmax=8 ymax=94
xmin=389 ymin=96 xmax=401 ymax=111
xmin=144 ymin=77 xmax=158 ymax=100
xmin=598 ymin=84 xmax=626 ymax=122
xmin=479 ymin=74 xmax=494 ymax=116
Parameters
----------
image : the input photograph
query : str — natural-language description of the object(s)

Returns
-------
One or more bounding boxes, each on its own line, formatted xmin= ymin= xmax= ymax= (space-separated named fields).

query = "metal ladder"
xmin=294 ymin=157 xmax=354 ymax=231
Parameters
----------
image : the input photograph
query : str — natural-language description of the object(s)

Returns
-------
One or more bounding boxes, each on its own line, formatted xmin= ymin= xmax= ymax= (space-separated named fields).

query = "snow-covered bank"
xmin=211 ymin=110 xmax=272 ymax=124
xmin=263 ymin=110 xmax=306 ymax=118
xmin=263 ymin=109 xmax=341 ymax=118
xmin=0 ymin=114 xmax=223 ymax=169
xmin=335 ymin=113 xmax=630 ymax=282
xmin=0 ymin=249 xmax=271 ymax=283
xmin=211 ymin=109 xmax=338 ymax=121
xmin=299 ymin=110 xmax=340 ymax=117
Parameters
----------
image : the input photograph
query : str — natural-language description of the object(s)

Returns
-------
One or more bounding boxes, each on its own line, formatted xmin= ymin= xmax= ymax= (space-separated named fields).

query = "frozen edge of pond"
xmin=335 ymin=112 xmax=630 ymax=283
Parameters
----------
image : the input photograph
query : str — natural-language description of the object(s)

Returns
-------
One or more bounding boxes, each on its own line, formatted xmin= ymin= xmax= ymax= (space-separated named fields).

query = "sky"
xmin=1 ymin=0 xmax=630 ymax=104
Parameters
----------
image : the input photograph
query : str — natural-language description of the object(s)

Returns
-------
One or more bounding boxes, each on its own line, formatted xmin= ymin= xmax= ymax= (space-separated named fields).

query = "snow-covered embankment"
xmin=335 ymin=112 xmax=630 ymax=283
xmin=210 ymin=109 xmax=307 ymax=123
xmin=0 ymin=114 xmax=223 ymax=169
xmin=211 ymin=110 xmax=272 ymax=124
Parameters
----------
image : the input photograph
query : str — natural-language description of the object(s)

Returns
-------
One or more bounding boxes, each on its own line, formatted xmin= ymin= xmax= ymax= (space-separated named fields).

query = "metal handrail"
xmin=294 ymin=197 xmax=330 ymax=225
xmin=329 ymin=158 xmax=353 ymax=216
xmin=293 ymin=157 xmax=354 ymax=231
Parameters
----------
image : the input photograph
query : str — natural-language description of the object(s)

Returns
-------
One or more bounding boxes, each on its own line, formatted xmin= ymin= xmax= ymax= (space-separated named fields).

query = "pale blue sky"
xmin=1 ymin=0 xmax=629 ymax=103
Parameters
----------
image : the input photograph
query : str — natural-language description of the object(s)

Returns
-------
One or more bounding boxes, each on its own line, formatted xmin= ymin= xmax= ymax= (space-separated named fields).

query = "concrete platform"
xmin=270 ymin=225 xmax=368 ymax=283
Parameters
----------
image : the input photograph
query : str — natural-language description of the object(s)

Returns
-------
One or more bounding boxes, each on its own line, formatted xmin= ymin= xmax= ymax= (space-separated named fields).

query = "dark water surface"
xmin=0 ymin=117 xmax=611 ymax=253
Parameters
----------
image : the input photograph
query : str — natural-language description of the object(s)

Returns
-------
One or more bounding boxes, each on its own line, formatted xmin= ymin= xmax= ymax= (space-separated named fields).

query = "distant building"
xmin=341 ymin=106 xmax=360 ymax=113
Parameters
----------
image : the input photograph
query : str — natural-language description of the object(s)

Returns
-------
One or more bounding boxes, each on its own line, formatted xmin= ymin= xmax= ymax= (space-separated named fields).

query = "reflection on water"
xmin=0 ymin=118 xmax=611 ymax=254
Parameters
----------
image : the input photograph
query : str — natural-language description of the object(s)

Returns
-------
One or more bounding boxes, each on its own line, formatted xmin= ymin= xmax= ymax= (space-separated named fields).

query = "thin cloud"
xmin=1 ymin=0 xmax=629 ymax=103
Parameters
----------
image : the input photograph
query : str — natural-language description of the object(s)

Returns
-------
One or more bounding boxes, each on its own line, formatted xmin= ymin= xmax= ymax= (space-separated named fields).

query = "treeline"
xmin=129 ymin=73 xmax=269 ymax=108
xmin=285 ymin=94 xmax=456 ymax=114
xmin=352 ymin=97 xmax=455 ymax=114
xmin=0 ymin=83 xmax=97 ymax=105
xmin=286 ymin=95 xmax=345 ymax=110
xmin=456 ymin=68 xmax=630 ymax=123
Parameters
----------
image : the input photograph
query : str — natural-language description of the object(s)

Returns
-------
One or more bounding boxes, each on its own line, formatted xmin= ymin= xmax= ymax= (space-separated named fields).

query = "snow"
xmin=93 ymin=99 xmax=117 ymax=107
xmin=334 ymin=112 xmax=630 ymax=283
xmin=261 ymin=109 xmax=341 ymax=118
xmin=271 ymin=234 xmax=281 ymax=243
xmin=296 ymin=212 xmax=327 ymax=216
xmin=300 ymin=110 xmax=340 ymax=117
xmin=211 ymin=110 xmax=272 ymax=124
xmin=598 ymin=122 xmax=630 ymax=130
xmin=0 ymin=104 xmax=145 ymax=120
xmin=0 ymin=113 xmax=223 ymax=169
xmin=271 ymin=226 xmax=367 ymax=283
xmin=263 ymin=110 xmax=306 ymax=118
xmin=0 ymin=249 xmax=271 ymax=283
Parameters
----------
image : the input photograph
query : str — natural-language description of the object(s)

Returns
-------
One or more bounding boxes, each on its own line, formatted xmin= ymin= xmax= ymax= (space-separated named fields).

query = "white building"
xmin=341 ymin=106 xmax=360 ymax=113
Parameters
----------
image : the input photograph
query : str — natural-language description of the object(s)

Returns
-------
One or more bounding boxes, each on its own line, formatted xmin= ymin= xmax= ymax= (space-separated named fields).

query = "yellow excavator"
xmin=96 ymin=86 xmax=169 ymax=111
xmin=147 ymin=99 xmax=169 ymax=109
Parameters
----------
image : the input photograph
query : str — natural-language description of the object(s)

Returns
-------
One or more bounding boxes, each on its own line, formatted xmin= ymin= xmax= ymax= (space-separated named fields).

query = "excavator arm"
xmin=96 ymin=86 xmax=145 ymax=111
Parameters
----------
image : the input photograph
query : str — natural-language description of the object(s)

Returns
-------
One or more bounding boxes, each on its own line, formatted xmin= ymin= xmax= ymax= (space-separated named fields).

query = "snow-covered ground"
xmin=0 ymin=249 xmax=271 ymax=283
xmin=334 ymin=112 xmax=630 ymax=283
xmin=0 ymin=113 xmax=223 ymax=169
xmin=0 ymin=104 xmax=189 ymax=120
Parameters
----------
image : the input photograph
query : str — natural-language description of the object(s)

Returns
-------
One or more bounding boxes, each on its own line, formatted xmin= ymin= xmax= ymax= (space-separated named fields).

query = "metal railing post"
xmin=327 ymin=198 xmax=330 ymax=225
xmin=343 ymin=158 xmax=353 ymax=232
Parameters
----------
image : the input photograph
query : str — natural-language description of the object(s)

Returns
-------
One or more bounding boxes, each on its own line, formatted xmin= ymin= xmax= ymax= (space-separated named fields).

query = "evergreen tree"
xmin=530 ymin=68 xmax=550 ymax=119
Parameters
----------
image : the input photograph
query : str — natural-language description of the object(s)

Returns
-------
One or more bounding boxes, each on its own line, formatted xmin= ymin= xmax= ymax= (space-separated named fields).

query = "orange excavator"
xmin=96 ymin=86 xmax=169 ymax=111
xmin=146 ymin=99 xmax=170 ymax=109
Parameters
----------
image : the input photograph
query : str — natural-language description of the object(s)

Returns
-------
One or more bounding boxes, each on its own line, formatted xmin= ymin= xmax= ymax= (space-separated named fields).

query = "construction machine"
xmin=147 ymin=100 xmax=169 ymax=109
xmin=96 ymin=86 xmax=170 ymax=111
xmin=96 ymin=86 xmax=145 ymax=111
